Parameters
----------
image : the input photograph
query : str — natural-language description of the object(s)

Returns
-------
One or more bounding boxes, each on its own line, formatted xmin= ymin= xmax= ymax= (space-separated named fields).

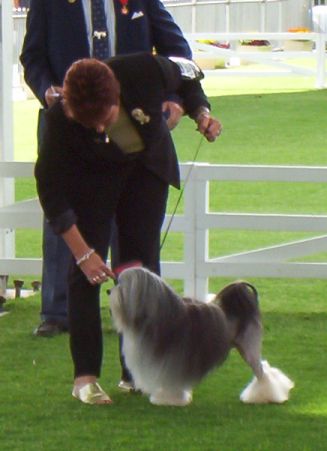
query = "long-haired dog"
xmin=110 ymin=267 xmax=294 ymax=406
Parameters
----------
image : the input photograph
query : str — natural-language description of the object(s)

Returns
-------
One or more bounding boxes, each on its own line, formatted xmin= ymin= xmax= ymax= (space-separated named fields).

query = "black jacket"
xmin=35 ymin=53 xmax=210 ymax=233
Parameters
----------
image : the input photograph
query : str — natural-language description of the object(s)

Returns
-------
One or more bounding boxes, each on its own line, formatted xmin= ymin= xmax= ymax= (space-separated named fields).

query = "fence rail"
xmin=185 ymin=31 xmax=327 ymax=88
xmin=12 ymin=17 xmax=327 ymax=93
xmin=1 ymin=162 xmax=327 ymax=300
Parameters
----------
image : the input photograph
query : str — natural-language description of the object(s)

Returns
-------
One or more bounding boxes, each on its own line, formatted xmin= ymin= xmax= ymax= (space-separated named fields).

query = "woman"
xmin=35 ymin=52 xmax=222 ymax=405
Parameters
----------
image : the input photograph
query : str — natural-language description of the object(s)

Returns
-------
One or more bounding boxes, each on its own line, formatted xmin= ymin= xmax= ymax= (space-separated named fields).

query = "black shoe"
xmin=33 ymin=320 xmax=68 ymax=337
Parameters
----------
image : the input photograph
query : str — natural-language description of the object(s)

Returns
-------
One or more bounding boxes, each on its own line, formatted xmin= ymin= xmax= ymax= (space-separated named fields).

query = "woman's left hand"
xmin=79 ymin=251 xmax=114 ymax=285
xmin=61 ymin=225 xmax=115 ymax=285
xmin=162 ymin=101 xmax=184 ymax=130
xmin=197 ymin=112 xmax=223 ymax=142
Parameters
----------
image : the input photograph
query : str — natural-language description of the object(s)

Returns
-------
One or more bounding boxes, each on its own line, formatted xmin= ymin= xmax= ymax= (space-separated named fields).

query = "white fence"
xmin=2 ymin=5 xmax=327 ymax=300
xmin=1 ymin=162 xmax=327 ymax=301
xmin=186 ymin=30 xmax=327 ymax=88
xmin=12 ymin=9 xmax=327 ymax=93
xmin=164 ymin=0 xmax=309 ymax=34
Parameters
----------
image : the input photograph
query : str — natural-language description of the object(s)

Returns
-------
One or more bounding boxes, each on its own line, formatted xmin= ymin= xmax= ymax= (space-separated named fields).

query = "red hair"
xmin=63 ymin=58 xmax=120 ymax=128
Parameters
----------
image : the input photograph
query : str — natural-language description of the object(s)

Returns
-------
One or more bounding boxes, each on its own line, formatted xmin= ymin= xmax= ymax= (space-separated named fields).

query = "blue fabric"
xmin=40 ymin=219 xmax=71 ymax=326
xmin=91 ymin=0 xmax=110 ymax=59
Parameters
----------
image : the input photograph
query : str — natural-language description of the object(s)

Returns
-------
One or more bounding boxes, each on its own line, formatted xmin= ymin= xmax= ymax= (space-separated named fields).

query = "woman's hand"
xmin=79 ymin=251 xmax=114 ymax=285
xmin=61 ymin=225 xmax=114 ymax=285
xmin=162 ymin=101 xmax=184 ymax=130
xmin=45 ymin=85 xmax=63 ymax=108
xmin=196 ymin=110 xmax=223 ymax=142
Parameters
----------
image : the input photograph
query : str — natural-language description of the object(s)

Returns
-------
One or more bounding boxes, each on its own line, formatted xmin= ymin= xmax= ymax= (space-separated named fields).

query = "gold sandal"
xmin=72 ymin=382 xmax=112 ymax=405
xmin=118 ymin=380 xmax=136 ymax=392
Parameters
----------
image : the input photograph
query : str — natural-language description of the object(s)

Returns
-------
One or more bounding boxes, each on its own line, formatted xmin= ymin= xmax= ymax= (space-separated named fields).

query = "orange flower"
xmin=288 ymin=27 xmax=310 ymax=33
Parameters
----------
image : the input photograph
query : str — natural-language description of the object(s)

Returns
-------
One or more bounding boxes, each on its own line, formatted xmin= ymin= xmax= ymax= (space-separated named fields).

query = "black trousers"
xmin=67 ymin=160 xmax=169 ymax=378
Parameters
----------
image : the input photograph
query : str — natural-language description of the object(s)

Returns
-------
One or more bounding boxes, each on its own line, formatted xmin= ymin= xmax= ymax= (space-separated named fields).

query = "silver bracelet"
xmin=194 ymin=106 xmax=210 ymax=122
xmin=76 ymin=248 xmax=95 ymax=266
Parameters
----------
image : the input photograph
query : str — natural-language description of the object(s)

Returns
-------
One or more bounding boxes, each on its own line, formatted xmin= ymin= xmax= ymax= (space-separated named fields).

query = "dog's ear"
xmin=109 ymin=285 xmax=127 ymax=332
xmin=233 ymin=319 xmax=263 ymax=379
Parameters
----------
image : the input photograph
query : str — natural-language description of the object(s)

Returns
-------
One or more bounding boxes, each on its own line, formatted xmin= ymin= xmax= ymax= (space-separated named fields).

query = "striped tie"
xmin=91 ymin=0 xmax=110 ymax=60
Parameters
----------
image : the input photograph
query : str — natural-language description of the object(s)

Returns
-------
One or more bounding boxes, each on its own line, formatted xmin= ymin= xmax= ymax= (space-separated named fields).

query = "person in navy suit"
xmin=20 ymin=0 xmax=192 ymax=392
xmin=35 ymin=53 xmax=222 ymax=404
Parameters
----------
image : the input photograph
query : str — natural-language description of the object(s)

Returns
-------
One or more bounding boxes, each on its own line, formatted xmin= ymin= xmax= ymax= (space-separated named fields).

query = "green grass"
xmin=2 ymin=281 xmax=327 ymax=451
xmin=2 ymin=75 xmax=327 ymax=450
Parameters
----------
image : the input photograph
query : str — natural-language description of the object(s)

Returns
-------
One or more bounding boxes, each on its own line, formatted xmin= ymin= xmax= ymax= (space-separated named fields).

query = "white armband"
xmin=168 ymin=57 xmax=204 ymax=81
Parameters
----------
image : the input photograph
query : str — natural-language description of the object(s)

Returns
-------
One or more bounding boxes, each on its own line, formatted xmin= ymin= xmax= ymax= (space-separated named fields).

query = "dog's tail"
xmin=215 ymin=281 xmax=263 ymax=378
xmin=215 ymin=281 xmax=260 ymax=331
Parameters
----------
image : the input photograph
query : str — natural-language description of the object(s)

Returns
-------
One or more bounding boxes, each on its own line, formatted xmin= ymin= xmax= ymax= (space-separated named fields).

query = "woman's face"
xmin=63 ymin=101 xmax=120 ymax=132
xmin=94 ymin=104 xmax=120 ymax=133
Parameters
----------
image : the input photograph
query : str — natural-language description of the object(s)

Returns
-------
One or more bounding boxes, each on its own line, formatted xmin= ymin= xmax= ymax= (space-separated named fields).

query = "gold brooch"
xmin=131 ymin=108 xmax=150 ymax=125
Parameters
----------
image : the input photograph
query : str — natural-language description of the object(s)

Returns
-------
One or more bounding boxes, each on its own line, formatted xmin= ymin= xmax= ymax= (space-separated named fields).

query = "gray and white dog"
xmin=110 ymin=267 xmax=294 ymax=406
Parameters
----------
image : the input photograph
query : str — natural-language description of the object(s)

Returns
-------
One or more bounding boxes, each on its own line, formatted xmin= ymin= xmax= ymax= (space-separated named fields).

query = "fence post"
xmin=0 ymin=1 xmax=15 ymax=262
xmin=315 ymin=27 xmax=326 ymax=88
xmin=194 ymin=165 xmax=209 ymax=301
xmin=313 ymin=5 xmax=327 ymax=88
xmin=182 ymin=163 xmax=197 ymax=297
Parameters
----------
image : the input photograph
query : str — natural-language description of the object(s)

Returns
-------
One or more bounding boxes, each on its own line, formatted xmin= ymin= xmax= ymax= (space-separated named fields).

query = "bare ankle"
xmin=74 ymin=375 xmax=97 ymax=387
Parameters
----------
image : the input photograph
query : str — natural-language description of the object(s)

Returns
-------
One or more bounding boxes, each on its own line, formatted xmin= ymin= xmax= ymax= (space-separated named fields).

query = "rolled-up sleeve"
xmin=34 ymin=104 xmax=77 ymax=235
xmin=46 ymin=209 xmax=77 ymax=235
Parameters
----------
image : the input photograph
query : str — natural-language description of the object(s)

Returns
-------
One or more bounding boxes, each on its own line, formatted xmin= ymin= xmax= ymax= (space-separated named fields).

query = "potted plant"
xmin=237 ymin=39 xmax=272 ymax=51
xmin=195 ymin=40 xmax=230 ymax=69
xmin=284 ymin=27 xmax=313 ymax=51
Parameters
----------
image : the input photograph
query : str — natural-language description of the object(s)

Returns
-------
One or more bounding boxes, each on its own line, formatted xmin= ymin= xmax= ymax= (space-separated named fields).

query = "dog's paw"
xmin=240 ymin=360 xmax=294 ymax=404
xmin=150 ymin=389 xmax=193 ymax=406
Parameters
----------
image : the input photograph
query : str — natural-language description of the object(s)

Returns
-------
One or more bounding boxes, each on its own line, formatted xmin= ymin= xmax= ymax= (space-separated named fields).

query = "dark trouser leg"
xmin=67 ymin=214 xmax=113 ymax=379
xmin=109 ymin=219 xmax=120 ymax=270
xmin=68 ymin=267 xmax=103 ymax=378
xmin=118 ymin=334 xmax=132 ymax=381
xmin=115 ymin=164 xmax=169 ymax=381
xmin=38 ymin=109 xmax=70 ymax=327
xmin=110 ymin=221 xmax=132 ymax=381
xmin=40 ymin=219 xmax=70 ymax=326
xmin=110 ymin=222 xmax=131 ymax=379
xmin=116 ymin=165 xmax=168 ymax=274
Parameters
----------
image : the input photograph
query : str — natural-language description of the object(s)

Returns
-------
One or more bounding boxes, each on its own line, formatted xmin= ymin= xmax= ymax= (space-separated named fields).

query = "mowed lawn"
xmin=1 ymin=73 xmax=327 ymax=451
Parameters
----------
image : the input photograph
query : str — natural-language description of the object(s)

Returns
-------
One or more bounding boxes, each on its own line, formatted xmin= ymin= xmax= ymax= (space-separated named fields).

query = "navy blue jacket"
xmin=20 ymin=0 xmax=192 ymax=106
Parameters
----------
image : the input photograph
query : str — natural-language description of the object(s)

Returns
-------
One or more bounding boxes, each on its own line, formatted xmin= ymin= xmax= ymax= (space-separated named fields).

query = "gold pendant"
xmin=121 ymin=6 xmax=129 ymax=14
